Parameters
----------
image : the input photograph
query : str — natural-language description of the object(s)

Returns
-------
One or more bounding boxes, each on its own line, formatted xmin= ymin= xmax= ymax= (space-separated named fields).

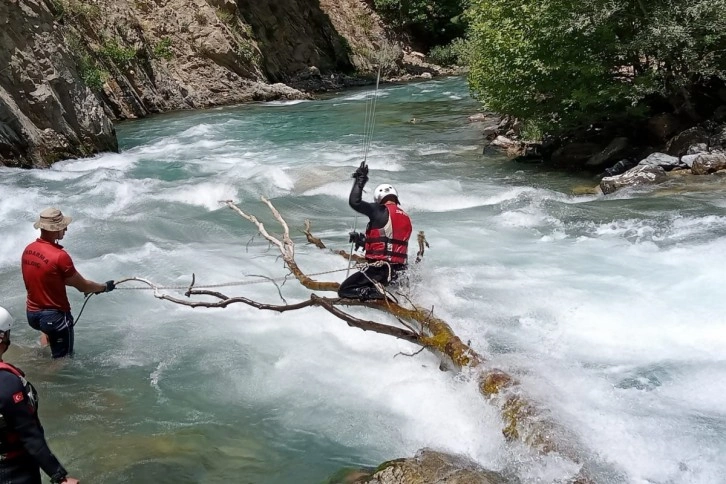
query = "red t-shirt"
xmin=21 ymin=239 xmax=77 ymax=312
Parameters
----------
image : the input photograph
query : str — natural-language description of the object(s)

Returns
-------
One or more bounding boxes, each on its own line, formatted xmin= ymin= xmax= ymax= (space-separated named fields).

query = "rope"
xmin=71 ymin=293 xmax=95 ymax=327
xmin=112 ymin=260 xmax=397 ymax=292
xmin=362 ymin=65 xmax=382 ymax=164
xmin=346 ymin=215 xmax=358 ymax=279
xmin=113 ymin=265 xmax=360 ymax=291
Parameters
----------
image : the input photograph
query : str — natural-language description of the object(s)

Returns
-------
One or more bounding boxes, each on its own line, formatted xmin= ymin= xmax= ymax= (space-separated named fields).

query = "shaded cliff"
xmin=1 ymin=0 xmax=430 ymax=168
xmin=0 ymin=0 xmax=117 ymax=168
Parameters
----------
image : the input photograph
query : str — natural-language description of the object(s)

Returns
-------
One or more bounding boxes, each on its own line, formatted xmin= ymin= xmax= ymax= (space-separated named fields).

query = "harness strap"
xmin=365 ymin=249 xmax=408 ymax=261
xmin=364 ymin=236 xmax=409 ymax=246
xmin=0 ymin=363 xmax=23 ymax=379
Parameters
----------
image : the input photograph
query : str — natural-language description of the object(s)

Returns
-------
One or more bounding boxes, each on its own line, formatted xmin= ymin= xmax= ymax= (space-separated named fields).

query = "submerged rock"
xmin=329 ymin=449 xmax=512 ymax=484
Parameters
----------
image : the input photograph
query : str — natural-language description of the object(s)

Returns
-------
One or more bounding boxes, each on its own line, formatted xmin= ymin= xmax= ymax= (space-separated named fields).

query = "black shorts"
xmin=26 ymin=310 xmax=75 ymax=359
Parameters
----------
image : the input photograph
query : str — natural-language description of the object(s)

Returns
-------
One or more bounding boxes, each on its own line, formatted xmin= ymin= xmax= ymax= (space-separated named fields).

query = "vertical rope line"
xmin=363 ymin=65 xmax=382 ymax=163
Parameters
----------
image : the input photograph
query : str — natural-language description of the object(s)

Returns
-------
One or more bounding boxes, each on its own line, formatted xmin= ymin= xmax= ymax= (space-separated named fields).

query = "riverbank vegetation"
xmin=377 ymin=0 xmax=726 ymax=150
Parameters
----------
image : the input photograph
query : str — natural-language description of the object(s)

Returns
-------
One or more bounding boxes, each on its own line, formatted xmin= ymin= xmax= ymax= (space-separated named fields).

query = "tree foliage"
xmin=373 ymin=0 xmax=467 ymax=50
xmin=465 ymin=0 xmax=726 ymax=134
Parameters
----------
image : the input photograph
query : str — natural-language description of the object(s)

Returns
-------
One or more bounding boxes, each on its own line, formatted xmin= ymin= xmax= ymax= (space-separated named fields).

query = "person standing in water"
xmin=0 ymin=306 xmax=80 ymax=484
xmin=338 ymin=162 xmax=412 ymax=301
xmin=21 ymin=208 xmax=115 ymax=358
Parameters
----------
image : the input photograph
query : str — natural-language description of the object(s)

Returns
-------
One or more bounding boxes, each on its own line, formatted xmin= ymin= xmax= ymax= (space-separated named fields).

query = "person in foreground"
xmin=338 ymin=162 xmax=413 ymax=301
xmin=21 ymin=208 xmax=115 ymax=359
xmin=0 ymin=306 xmax=80 ymax=484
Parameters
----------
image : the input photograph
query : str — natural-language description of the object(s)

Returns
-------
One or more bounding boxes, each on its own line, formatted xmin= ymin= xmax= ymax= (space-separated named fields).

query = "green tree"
xmin=374 ymin=0 xmax=466 ymax=50
xmin=465 ymin=0 xmax=726 ymax=134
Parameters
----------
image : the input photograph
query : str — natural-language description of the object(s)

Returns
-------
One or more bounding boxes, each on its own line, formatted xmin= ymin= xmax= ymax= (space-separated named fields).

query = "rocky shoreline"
xmin=0 ymin=0 xmax=454 ymax=169
xmin=471 ymin=113 xmax=726 ymax=195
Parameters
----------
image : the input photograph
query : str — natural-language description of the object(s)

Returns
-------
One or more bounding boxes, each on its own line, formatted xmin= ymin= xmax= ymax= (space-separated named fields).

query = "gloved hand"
xmin=100 ymin=280 xmax=115 ymax=294
xmin=351 ymin=161 xmax=369 ymax=185
xmin=348 ymin=231 xmax=366 ymax=250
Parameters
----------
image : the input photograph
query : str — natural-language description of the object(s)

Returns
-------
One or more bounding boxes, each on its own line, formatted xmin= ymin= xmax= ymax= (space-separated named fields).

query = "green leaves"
xmin=373 ymin=0 xmax=466 ymax=49
xmin=465 ymin=0 xmax=726 ymax=134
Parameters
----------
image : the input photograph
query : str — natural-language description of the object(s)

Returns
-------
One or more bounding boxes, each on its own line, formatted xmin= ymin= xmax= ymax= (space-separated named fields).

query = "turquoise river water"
xmin=1 ymin=77 xmax=726 ymax=483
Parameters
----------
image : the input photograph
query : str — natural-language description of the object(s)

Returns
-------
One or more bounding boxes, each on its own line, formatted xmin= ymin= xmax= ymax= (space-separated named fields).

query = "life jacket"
xmin=0 ymin=362 xmax=38 ymax=461
xmin=364 ymin=203 xmax=412 ymax=265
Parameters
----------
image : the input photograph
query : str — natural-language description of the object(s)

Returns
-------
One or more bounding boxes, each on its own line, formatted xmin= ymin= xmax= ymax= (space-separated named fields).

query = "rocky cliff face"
xmin=1 ymin=0 xmax=117 ymax=168
xmin=0 ymin=0 xmax=419 ymax=168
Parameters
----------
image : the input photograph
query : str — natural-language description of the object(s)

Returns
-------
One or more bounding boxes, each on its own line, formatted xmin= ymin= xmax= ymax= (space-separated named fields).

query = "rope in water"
xmin=111 ymin=264 xmax=373 ymax=291
xmin=74 ymin=259 xmax=399 ymax=325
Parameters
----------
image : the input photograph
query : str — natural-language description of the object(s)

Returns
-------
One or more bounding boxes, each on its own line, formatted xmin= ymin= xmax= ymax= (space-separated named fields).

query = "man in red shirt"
xmin=21 ymin=208 xmax=115 ymax=359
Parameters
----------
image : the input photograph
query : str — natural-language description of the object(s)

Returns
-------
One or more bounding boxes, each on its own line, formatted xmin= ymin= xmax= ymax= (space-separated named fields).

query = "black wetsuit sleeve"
xmin=0 ymin=372 xmax=66 ymax=479
xmin=348 ymin=179 xmax=389 ymax=229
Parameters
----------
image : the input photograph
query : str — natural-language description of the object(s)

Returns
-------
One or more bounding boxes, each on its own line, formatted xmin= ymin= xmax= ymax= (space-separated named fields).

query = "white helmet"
xmin=0 ymin=306 xmax=13 ymax=336
xmin=373 ymin=184 xmax=398 ymax=204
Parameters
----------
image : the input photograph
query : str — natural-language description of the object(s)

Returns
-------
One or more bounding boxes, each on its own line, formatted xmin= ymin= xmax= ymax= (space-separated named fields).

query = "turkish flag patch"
xmin=12 ymin=392 xmax=24 ymax=404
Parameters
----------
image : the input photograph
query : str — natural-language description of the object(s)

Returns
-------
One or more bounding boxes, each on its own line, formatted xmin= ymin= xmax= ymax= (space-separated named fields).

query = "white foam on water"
xmin=3 ymin=78 xmax=725 ymax=482
xmin=152 ymin=181 xmax=241 ymax=210
xmin=262 ymin=99 xmax=309 ymax=106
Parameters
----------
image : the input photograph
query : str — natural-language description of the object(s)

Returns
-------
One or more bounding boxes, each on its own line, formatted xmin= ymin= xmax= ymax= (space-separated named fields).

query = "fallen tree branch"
xmin=123 ymin=199 xmax=602 ymax=481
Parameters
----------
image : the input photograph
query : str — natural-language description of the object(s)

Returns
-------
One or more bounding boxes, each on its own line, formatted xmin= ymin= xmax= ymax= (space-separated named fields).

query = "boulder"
xmin=709 ymin=126 xmax=726 ymax=151
xmin=666 ymin=127 xmax=710 ymax=156
xmin=637 ymin=152 xmax=685 ymax=171
xmin=686 ymin=143 xmax=708 ymax=155
xmin=586 ymin=137 xmax=629 ymax=169
xmin=600 ymin=164 xmax=668 ymax=194
xmin=551 ymin=142 xmax=601 ymax=167
xmin=647 ymin=113 xmax=681 ymax=142
xmin=363 ymin=449 xmax=510 ymax=484
xmin=691 ymin=153 xmax=726 ymax=175
xmin=680 ymin=154 xmax=700 ymax=168
xmin=603 ymin=158 xmax=637 ymax=177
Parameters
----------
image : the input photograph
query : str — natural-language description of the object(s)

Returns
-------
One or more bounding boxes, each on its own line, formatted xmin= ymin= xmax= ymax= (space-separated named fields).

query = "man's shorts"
xmin=26 ymin=310 xmax=74 ymax=359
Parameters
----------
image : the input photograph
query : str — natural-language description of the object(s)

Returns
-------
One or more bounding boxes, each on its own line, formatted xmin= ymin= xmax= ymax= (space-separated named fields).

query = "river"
xmin=1 ymin=77 xmax=725 ymax=483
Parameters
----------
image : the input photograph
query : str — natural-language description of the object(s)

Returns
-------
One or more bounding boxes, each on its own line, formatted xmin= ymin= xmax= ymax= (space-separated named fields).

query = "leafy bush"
xmin=427 ymin=38 xmax=466 ymax=66
xmin=53 ymin=0 xmax=101 ymax=21
xmin=153 ymin=38 xmax=174 ymax=60
xmin=216 ymin=10 xmax=235 ymax=25
xmin=465 ymin=0 xmax=726 ymax=134
xmin=100 ymin=39 xmax=137 ymax=66
xmin=50 ymin=0 xmax=65 ymax=19
xmin=77 ymin=54 xmax=106 ymax=90
xmin=376 ymin=40 xmax=403 ymax=74
xmin=373 ymin=0 xmax=466 ymax=50
xmin=65 ymin=32 xmax=106 ymax=90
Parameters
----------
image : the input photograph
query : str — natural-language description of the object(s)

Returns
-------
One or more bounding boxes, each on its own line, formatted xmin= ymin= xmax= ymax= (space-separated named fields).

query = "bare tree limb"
xmin=247 ymin=274 xmax=287 ymax=304
xmin=394 ymin=346 xmax=426 ymax=358
xmin=415 ymin=231 xmax=430 ymax=263
xmin=119 ymin=200 xmax=601 ymax=481
xmin=302 ymin=218 xmax=366 ymax=262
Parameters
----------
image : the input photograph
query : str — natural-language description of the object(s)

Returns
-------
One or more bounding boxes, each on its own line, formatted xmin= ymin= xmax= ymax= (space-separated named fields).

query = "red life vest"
xmin=364 ymin=203 xmax=412 ymax=265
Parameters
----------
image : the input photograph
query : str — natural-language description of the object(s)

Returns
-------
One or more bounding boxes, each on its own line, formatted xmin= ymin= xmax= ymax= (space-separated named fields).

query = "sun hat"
xmin=33 ymin=207 xmax=72 ymax=231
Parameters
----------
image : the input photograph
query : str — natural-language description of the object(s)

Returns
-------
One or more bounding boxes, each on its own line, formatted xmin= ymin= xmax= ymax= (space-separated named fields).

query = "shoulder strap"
xmin=0 ymin=362 xmax=23 ymax=378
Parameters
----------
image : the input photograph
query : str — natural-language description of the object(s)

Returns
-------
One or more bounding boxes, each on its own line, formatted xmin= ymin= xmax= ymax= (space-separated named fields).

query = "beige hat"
xmin=33 ymin=207 xmax=72 ymax=231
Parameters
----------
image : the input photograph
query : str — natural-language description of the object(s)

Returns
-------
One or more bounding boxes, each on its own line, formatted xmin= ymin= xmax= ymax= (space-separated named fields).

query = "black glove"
xmin=103 ymin=280 xmax=115 ymax=293
xmin=352 ymin=161 xmax=369 ymax=185
xmin=348 ymin=231 xmax=366 ymax=250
